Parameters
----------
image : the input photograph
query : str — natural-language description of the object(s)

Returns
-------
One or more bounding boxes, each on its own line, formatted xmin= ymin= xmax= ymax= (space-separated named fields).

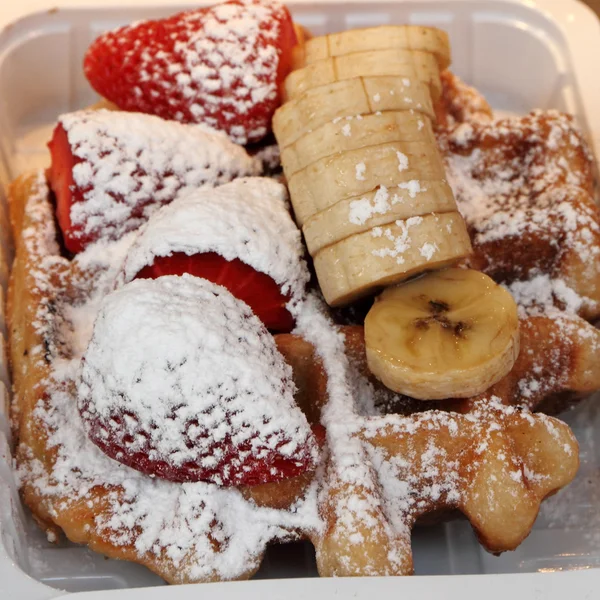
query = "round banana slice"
xmin=303 ymin=180 xmax=457 ymax=256
xmin=364 ymin=269 xmax=520 ymax=400
xmin=289 ymin=140 xmax=446 ymax=226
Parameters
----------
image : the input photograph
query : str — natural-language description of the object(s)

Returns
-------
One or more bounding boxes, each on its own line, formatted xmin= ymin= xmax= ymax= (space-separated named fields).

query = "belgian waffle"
xmin=437 ymin=72 xmax=600 ymax=411
xmin=7 ymin=74 xmax=600 ymax=583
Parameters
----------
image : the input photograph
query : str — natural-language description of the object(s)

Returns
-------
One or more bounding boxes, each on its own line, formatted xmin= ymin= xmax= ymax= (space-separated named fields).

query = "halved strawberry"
xmin=46 ymin=110 xmax=259 ymax=254
xmin=79 ymin=275 xmax=318 ymax=486
xmin=135 ymin=252 xmax=295 ymax=332
xmin=83 ymin=0 xmax=297 ymax=145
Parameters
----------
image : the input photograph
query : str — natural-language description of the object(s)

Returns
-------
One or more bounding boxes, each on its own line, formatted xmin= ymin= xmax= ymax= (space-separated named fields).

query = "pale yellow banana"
xmin=283 ymin=49 xmax=442 ymax=102
xmin=364 ymin=269 xmax=520 ymax=399
xmin=292 ymin=25 xmax=451 ymax=71
xmin=281 ymin=111 xmax=436 ymax=177
xmin=289 ymin=141 xmax=446 ymax=226
xmin=273 ymin=76 xmax=434 ymax=150
xmin=313 ymin=212 xmax=472 ymax=306
xmin=303 ymin=180 xmax=456 ymax=255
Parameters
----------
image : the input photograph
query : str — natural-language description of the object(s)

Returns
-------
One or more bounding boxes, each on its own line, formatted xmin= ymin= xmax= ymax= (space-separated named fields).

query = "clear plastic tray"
xmin=1 ymin=1 xmax=600 ymax=598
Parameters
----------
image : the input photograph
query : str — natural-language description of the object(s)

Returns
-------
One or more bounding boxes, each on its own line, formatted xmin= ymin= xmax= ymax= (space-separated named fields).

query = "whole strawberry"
xmin=84 ymin=0 xmax=297 ymax=145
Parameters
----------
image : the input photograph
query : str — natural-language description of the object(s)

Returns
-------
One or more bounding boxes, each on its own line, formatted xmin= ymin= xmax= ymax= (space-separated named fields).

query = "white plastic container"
xmin=1 ymin=0 xmax=600 ymax=598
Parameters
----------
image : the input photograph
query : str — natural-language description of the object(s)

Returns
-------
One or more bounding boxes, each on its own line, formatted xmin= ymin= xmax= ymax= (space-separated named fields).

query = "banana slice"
xmin=292 ymin=25 xmax=451 ymax=71
xmin=303 ymin=180 xmax=456 ymax=256
xmin=314 ymin=212 xmax=472 ymax=306
xmin=281 ymin=111 xmax=436 ymax=177
xmin=283 ymin=49 xmax=442 ymax=102
xmin=289 ymin=141 xmax=446 ymax=226
xmin=273 ymin=76 xmax=434 ymax=150
xmin=364 ymin=269 xmax=520 ymax=400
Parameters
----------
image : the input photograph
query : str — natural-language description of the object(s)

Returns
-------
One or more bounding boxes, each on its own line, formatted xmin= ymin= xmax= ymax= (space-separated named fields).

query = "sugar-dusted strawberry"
xmin=83 ymin=0 xmax=297 ymax=145
xmin=136 ymin=252 xmax=294 ymax=332
xmin=47 ymin=110 xmax=260 ymax=253
xmin=78 ymin=276 xmax=319 ymax=486
xmin=119 ymin=178 xmax=310 ymax=333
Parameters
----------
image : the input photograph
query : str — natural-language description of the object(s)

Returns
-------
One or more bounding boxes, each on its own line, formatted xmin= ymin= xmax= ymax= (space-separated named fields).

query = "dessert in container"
xmin=1 ymin=0 xmax=600 ymax=598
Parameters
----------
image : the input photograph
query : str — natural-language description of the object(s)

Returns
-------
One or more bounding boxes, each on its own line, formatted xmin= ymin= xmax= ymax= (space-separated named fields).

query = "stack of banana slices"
xmin=273 ymin=25 xmax=520 ymax=400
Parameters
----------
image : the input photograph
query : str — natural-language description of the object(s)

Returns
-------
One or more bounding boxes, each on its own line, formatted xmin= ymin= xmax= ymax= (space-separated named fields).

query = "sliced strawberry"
xmin=83 ymin=0 xmax=297 ymax=145
xmin=46 ymin=110 xmax=259 ymax=253
xmin=135 ymin=252 xmax=295 ymax=332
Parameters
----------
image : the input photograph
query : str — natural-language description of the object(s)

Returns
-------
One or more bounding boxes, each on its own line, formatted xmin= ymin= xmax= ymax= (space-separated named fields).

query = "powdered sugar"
xmin=371 ymin=216 xmax=424 ymax=264
xmin=355 ymin=162 xmax=366 ymax=181
xmin=349 ymin=185 xmax=396 ymax=226
xmin=62 ymin=233 xmax=138 ymax=360
xmin=120 ymin=177 xmax=309 ymax=306
xmin=292 ymin=296 xmax=408 ymax=574
xmin=396 ymin=151 xmax=409 ymax=172
xmin=398 ymin=180 xmax=424 ymax=198
xmin=508 ymin=274 xmax=584 ymax=316
xmin=419 ymin=242 xmax=438 ymax=261
xmin=60 ymin=109 xmax=260 ymax=248
xmin=347 ymin=181 xmax=429 ymax=227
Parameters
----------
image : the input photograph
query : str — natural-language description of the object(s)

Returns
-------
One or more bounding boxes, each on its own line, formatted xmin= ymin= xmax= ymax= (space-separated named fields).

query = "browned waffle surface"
xmin=437 ymin=74 xmax=600 ymax=322
xmin=435 ymin=71 xmax=493 ymax=127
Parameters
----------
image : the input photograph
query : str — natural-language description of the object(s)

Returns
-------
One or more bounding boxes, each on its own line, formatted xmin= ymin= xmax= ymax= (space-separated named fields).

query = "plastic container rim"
xmin=1 ymin=0 xmax=600 ymax=598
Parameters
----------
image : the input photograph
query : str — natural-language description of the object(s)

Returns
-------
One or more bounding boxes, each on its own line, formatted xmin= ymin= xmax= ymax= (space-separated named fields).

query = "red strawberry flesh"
xmin=47 ymin=124 xmax=85 ymax=253
xmin=135 ymin=251 xmax=295 ymax=332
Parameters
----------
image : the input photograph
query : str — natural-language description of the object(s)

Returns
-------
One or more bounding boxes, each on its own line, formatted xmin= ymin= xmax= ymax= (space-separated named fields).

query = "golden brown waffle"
xmin=436 ymin=72 xmax=600 ymax=322
xmin=5 ymin=170 xmax=583 ymax=582
xmin=8 ymin=73 xmax=600 ymax=583
xmin=435 ymin=71 xmax=493 ymax=127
